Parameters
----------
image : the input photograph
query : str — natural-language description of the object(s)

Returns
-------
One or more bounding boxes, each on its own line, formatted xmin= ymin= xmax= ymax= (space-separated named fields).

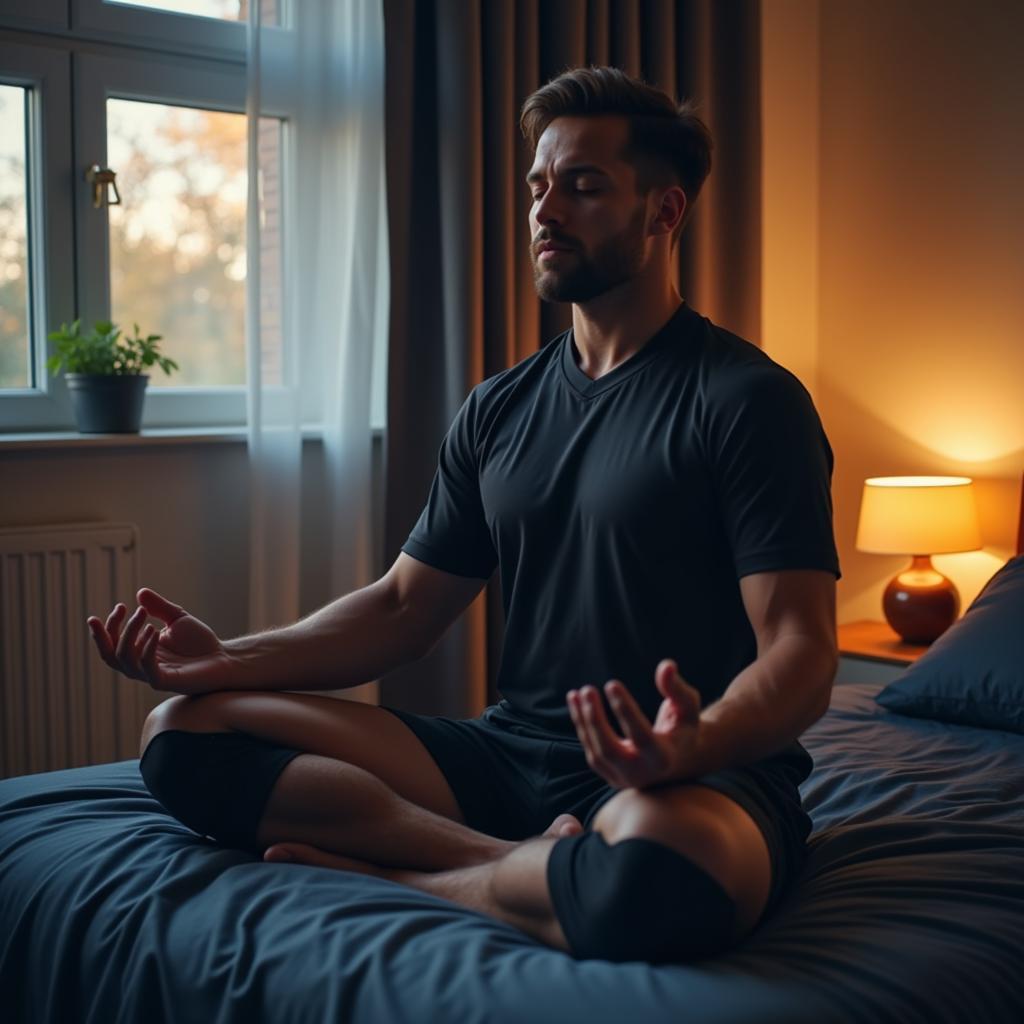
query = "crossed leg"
xmin=141 ymin=690 xmax=772 ymax=957
xmin=267 ymin=781 xmax=772 ymax=955
xmin=140 ymin=689 xmax=527 ymax=871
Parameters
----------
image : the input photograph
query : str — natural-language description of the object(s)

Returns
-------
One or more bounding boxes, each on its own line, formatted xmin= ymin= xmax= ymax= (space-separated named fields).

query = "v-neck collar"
xmin=560 ymin=302 xmax=693 ymax=399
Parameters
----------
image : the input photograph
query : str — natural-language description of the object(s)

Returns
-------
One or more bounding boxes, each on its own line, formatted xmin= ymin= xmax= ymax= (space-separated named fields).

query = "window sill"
xmin=0 ymin=425 xmax=345 ymax=452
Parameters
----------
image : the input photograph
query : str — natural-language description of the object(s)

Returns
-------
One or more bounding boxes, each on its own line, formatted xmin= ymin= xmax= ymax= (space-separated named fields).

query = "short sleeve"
xmin=705 ymin=365 xmax=841 ymax=581
xmin=401 ymin=387 xmax=498 ymax=580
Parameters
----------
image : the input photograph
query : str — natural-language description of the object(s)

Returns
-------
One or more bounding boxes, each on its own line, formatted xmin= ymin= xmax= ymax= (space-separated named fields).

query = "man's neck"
xmin=571 ymin=287 xmax=684 ymax=380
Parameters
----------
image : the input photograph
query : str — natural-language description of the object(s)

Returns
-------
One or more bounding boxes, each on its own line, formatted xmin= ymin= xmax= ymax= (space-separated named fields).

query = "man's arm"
xmin=223 ymin=553 xmax=489 ymax=691
xmin=688 ymin=568 xmax=838 ymax=776
xmin=91 ymin=554 xmax=487 ymax=694
xmin=565 ymin=568 xmax=837 ymax=788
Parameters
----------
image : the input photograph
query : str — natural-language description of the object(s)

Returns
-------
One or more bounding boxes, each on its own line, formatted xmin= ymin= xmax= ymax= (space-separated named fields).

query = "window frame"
xmin=74 ymin=49 xmax=253 ymax=428
xmin=0 ymin=5 xmax=323 ymax=433
xmin=72 ymin=0 xmax=247 ymax=63
xmin=0 ymin=0 xmax=69 ymax=33
xmin=0 ymin=41 xmax=75 ymax=432
xmin=0 ymin=0 xmax=390 ymax=437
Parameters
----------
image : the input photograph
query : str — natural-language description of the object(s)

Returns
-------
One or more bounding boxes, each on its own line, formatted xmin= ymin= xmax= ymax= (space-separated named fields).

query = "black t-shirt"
xmin=402 ymin=302 xmax=841 ymax=764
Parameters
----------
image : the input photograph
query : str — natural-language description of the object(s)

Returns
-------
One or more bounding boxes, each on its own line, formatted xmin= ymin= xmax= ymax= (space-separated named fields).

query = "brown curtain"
xmin=380 ymin=0 xmax=762 ymax=718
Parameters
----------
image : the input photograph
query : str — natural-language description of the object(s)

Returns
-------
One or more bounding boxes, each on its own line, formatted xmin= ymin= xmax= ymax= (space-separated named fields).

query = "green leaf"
xmin=44 ymin=315 xmax=176 ymax=378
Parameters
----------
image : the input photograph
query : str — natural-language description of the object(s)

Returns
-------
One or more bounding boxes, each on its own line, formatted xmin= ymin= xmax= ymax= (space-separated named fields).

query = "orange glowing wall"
xmin=762 ymin=0 xmax=1024 ymax=625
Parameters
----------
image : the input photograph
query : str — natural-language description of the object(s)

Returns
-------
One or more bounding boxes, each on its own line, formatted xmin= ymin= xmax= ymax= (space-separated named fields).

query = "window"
xmin=0 ymin=1 xmax=313 ymax=433
xmin=0 ymin=84 xmax=30 ymax=389
xmin=0 ymin=40 xmax=73 ymax=430
xmin=107 ymin=100 xmax=249 ymax=388
xmin=112 ymin=1 xmax=250 ymax=19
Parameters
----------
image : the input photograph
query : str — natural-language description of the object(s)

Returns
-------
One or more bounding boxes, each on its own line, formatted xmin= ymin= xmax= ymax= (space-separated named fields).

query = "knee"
xmin=143 ymin=691 xmax=231 ymax=734
xmin=545 ymin=829 xmax=736 ymax=963
xmin=592 ymin=786 xmax=734 ymax=871
xmin=140 ymin=691 xmax=243 ymax=757
xmin=138 ymin=728 xmax=303 ymax=854
xmin=591 ymin=785 xmax=771 ymax=939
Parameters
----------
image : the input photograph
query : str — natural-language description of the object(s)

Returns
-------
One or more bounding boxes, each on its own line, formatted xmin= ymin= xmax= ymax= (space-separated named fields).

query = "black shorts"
xmin=380 ymin=699 xmax=814 ymax=919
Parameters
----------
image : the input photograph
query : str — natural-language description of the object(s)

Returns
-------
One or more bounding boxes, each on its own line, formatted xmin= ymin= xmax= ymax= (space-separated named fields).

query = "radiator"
xmin=0 ymin=522 xmax=158 ymax=779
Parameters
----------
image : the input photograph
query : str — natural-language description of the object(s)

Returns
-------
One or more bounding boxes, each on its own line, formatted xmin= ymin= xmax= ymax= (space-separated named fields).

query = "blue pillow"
xmin=875 ymin=554 xmax=1024 ymax=733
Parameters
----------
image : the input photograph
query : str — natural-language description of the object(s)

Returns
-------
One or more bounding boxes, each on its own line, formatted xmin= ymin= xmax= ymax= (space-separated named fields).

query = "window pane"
xmin=107 ymin=0 xmax=279 ymax=24
xmin=108 ymin=99 xmax=250 ymax=387
xmin=0 ymin=84 xmax=31 ymax=390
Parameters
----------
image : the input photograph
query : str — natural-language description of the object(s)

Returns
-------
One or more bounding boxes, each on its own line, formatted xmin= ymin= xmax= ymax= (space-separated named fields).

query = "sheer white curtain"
xmin=245 ymin=0 xmax=389 ymax=704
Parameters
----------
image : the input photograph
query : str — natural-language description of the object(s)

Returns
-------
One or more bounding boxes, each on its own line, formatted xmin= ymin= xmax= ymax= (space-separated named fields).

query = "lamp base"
xmin=882 ymin=555 xmax=960 ymax=645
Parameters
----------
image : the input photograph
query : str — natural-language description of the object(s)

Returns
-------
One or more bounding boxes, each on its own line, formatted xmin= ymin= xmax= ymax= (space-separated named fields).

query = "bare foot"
xmin=543 ymin=813 xmax=583 ymax=838
xmin=264 ymin=844 xmax=393 ymax=877
xmin=262 ymin=814 xmax=584 ymax=877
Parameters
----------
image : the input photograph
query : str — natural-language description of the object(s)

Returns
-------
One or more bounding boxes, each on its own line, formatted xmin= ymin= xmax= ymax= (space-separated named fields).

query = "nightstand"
xmin=837 ymin=620 xmax=931 ymax=686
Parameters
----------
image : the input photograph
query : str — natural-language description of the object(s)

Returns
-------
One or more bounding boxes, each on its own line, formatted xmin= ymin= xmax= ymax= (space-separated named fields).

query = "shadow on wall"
xmin=817 ymin=368 xmax=1022 ymax=624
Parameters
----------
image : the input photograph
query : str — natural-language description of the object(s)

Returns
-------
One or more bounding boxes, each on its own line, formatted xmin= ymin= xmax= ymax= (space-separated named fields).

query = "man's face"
xmin=527 ymin=115 xmax=653 ymax=303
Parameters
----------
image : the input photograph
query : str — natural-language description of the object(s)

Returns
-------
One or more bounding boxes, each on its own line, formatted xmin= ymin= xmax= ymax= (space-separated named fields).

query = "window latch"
xmin=85 ymin=164 xmax=121 ymax=209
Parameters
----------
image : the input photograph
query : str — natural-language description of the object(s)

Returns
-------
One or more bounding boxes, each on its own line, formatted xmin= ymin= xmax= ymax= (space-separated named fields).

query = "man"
xmin=90 ymin=66 xmax=839 ymax=964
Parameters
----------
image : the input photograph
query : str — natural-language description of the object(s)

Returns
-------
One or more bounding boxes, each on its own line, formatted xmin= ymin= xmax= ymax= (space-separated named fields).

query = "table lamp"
xmin=855 ymin=476 xmax=981 ymax=644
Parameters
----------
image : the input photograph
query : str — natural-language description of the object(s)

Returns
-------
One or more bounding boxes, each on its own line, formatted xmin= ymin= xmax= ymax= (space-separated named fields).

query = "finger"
xmin=86 ymin=615 xmax=119 ymax=670
xmin=568 ymin=689 xmax=598 ymax=762
xmin=567 ymin=689 xmax=582 ymax=734
xmin=604 ymin=681 xmax=653 ymax=748
xmin=115 ymin=605 xmax=148 ymax=668
xmin=567 ymin=690 xmax=592 ymax=755
xmin=138 ymin=625 xmax=160 ymax=680
xmin=137 ymin=588 xmax=186 ymax=626
xmin=676 ymin=676 xmax=702 ymax=718
xmin=103 ymin=603 xmax=127 ymax=649
xmin=657 ymin=661 xmax=701 ymax=718
xmin=575 ymin=687 xmax=601 ymax=757
xmin=581 ymin=685 xmax=625 ymax=761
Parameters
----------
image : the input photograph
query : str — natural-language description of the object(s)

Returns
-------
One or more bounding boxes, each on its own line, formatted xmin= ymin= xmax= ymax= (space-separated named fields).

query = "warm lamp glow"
xmin=855 ymin=476 xmax=982 ymax=645
xmin=855 ymin=476 xmax=981 ymax=555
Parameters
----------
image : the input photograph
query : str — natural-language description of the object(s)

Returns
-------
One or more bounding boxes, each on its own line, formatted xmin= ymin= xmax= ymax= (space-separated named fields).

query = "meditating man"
xmin=89 ymin=66 xmax=840 ymax=964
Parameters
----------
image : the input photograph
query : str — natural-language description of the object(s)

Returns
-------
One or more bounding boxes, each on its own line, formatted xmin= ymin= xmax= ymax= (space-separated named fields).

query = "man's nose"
xmin=532 ymin=188 xmax=568 ymax=226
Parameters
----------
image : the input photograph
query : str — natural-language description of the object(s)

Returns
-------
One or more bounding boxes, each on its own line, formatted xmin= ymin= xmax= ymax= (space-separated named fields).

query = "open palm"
xmin=88 ymin=588 xmax=235 ymax=694
xmin=567 ymin=659 xmax=703 ymax=789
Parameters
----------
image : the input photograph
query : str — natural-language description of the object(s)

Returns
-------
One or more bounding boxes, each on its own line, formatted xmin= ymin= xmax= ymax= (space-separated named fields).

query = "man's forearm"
xmin=220 ymin=581 xmax=425 ymax=692
xmin=686 ymin=635 xmax=837 ymax=777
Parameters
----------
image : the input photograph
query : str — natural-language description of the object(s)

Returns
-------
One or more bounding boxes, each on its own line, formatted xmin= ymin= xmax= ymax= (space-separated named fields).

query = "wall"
xmin=761 ymin=0 xmax=819 ymax=402
xmin=763 ymin=0 xmax=1024 ymax=624
xmin=0 ymin=435 xmax=386 ymax=705
xmin=7 ymin=1 xmax=1023 ymax=705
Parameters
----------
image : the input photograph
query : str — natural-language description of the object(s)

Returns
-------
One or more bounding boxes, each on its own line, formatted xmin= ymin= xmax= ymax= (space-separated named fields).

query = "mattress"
xmin=1 ymin=679 xmax=1022 ymax=1024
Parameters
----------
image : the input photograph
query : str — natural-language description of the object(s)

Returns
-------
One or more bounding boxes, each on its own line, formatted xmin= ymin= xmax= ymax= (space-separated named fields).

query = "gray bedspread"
xmin=2 ymin=680 xmax=1023 ymax=1023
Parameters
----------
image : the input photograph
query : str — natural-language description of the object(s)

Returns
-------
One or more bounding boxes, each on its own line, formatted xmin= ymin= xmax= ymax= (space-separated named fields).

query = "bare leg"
xmin=394 ymin=837 xmax=568 ymax=951
xmin=264 ymin=816 xmax=582 ymax=952
xmin=147 ymin=692 xmax=541 ymax=873
xmin=255 ymin=752 xmax=517 ymax=870
xmin=147 ymin=692 xmax=582 ymax=876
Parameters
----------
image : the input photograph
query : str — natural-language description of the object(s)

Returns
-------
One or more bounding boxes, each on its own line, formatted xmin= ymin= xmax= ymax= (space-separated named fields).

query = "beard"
xmin=533 ymin=202 xmax=648 ymax=303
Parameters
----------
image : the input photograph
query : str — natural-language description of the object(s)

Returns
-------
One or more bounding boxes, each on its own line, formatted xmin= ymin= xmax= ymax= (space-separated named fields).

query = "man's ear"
xmin=653 ymin=186 xmax=686 ymax=238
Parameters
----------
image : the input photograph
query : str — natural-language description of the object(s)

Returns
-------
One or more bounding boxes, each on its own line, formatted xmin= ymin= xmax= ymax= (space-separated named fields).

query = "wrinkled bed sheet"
xmin=2 ymin=681 xmax=1023 ymax=1024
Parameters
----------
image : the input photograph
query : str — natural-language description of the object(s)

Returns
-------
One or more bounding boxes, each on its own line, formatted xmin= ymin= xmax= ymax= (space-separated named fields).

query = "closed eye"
xmin=531 ymin=187 xmax=601 ymax=200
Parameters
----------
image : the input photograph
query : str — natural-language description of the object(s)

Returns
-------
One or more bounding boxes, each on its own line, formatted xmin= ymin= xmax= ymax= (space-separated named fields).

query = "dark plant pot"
xmin=65 ymin=373 xmax=149 ymax=433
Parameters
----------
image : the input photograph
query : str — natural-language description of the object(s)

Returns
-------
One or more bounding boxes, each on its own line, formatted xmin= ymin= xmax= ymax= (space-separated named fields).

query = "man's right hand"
xmin=88 ymin=588 xmax=237 ymax=695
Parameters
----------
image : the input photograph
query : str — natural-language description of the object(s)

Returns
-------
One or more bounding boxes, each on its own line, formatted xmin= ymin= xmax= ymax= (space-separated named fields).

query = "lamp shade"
xmin=855 ymin=476 xmax=982 ymax=555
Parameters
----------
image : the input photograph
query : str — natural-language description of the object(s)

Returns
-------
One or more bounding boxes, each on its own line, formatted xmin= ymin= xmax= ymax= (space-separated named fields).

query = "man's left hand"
xmin=567 ymin=659 xmax=703 ymax=790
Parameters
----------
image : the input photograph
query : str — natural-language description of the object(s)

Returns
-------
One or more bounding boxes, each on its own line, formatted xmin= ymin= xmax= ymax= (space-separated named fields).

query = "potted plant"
xmin=47 ymin=319 xmax=179 ymax=433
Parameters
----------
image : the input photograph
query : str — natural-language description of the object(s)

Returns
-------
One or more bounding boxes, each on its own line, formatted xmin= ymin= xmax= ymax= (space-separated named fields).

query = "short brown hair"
xmin=520 ymin=65 xmax=712 ymax=248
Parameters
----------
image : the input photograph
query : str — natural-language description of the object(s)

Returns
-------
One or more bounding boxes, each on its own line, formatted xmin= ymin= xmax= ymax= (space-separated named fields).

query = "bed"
xmin=2 ymin=489 xmax=1023 ymax=1023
